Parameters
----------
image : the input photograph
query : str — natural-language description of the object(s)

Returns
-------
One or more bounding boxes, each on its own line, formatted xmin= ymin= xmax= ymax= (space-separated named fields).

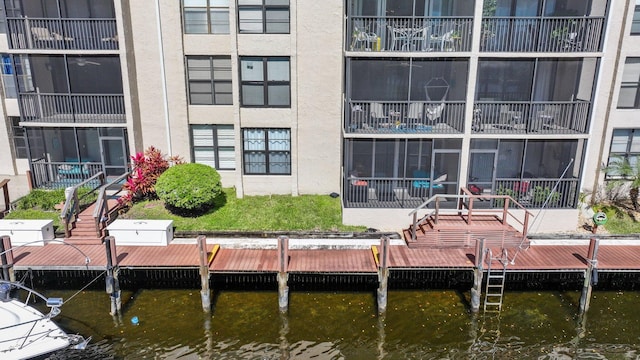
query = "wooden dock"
xmin=8 ymin=238 xmax=640 ymax=274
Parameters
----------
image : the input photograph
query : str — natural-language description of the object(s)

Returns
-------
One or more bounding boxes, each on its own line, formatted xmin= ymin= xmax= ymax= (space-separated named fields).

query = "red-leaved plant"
xmin=118 ymin=146 xmax=183 ymax=208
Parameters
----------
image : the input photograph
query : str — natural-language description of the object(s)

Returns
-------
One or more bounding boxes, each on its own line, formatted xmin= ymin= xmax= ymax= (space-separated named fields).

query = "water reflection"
xmin=39 ymin=289 xmax=640 ymax=359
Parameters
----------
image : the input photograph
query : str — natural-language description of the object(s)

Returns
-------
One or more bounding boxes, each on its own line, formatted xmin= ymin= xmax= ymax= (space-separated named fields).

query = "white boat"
xmin=0 ymin=280 xmax=90 ymax=360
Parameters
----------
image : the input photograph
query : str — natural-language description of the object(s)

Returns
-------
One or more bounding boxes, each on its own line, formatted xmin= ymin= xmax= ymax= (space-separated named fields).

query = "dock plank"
xmin=10 ymin=240 xmax=640 ymax=275
xmin=209 ymin=249 xmax=278 ymax=272
xmin=287 ymin=249 xmax=377 ymax=273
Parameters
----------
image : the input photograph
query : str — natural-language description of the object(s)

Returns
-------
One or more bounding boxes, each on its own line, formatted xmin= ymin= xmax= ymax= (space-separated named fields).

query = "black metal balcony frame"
xmin=471 ymin=100 xmax=590 ymax=134
xmin=347 ymin=16 xmax=473 ymax=53
xmin=345 ymin=15 xmax=604 ymax=53
xmin=480 ymin=16 xmax=604 ymax=53
xmin=6 ymin=17 xmax=118 ymax=50
xmin=345 ymin=100 xmax=465 ymax=134
xmin=343 ymin=176 xmax=579 ymax=209
xmin=18 ymin=92 xmax=126 ymax=124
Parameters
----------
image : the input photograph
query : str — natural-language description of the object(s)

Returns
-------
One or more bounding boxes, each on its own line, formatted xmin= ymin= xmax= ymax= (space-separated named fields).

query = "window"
xmin=243 ymin=128 xmax=290 ymax=174
xmin=183 ymin=0 xmax=230 ymax=34
xmin=238 ymin=0 xmax=289 ymax=34
xmin=191 ymin=125 xmax=235 ymax=170
xmin=633 ymin=1 xmax=640 ymax=35
xmin=186 ymin=56 xmax=232 ymax=105
xmin=607 ymin=129 xmax=640 ymax=177
xmin=240 ymin=57 xmax=290 ymax=107
xmin=618 ymin=58 xmax=640 ymax=109
xmin=9 ymin=117 xmax=27 ymax=158
xmin=1 ymin=54 xmax=16 ymax=98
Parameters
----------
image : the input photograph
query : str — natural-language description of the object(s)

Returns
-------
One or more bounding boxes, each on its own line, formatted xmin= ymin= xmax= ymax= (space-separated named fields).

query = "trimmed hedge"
xmin=155 ymin=163 xmax=222 ymax=215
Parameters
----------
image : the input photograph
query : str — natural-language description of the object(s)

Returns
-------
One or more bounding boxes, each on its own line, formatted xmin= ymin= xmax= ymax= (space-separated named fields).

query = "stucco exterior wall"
xmin=126 ymin=1 xmax=189 ymax=160
xmin=581 ymin=0 xmax=630 ymax=196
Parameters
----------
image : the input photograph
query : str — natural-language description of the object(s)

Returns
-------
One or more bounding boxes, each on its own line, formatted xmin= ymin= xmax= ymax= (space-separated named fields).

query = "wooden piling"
xmin=104 ymin=236 xmax=121 ymax=316
xmin=277 ymin=236 xmax=289 ymax=312
xmin=579 ymin=238 xmax=599 ymax=313
xmin=377 ymin=236 xmax=389 ymax=314
xmin=470 ymin=238 xmax=485 ymax=312
xmin=0 ymin=236 xmax=15 ymax=282
xmin=197 ymin=235 xmax=211 ymax=313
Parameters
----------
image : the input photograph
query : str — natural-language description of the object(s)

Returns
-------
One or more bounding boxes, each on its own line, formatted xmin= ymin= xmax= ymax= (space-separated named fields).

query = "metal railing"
xmin=6 ymin=18 xmax=118 ymax=50
xmin=19 ymin=93 xmax=126 ymax=124
xmin=348 ymin=16 xmax=473 ymax=52
xmin=407 ymin=188 xmax=533 ymax=243
xmin=30 ymin=159 xmax=104 ymax=189
xmin=493 ymin=178 xmax=579 ymax=209
xmin=343 ymin=175 xmax=578 ymax=210
xmin=60 ymin=172 xmax=105 ymax=238
xmin=92 ymin=171 xmax=131 ymax=238
xmin=346 ymin=100 xmax=465 ymax=134
xmin=344 ymin=176 xmax=458 ymax=209
xmin=481 ymin=16 xmax=604 ymax=52
xmin=472 ymin=101 xmax=590 ymax=134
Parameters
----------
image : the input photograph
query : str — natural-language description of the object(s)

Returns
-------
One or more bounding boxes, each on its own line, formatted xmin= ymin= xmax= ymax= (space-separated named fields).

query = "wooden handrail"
xmin=92 ymin=171 xmax=132 ymax=237
xmin=60 ymin=172 xmax=105 ymax=238
xmin=408 ymin=187 xmax=534 ymax=242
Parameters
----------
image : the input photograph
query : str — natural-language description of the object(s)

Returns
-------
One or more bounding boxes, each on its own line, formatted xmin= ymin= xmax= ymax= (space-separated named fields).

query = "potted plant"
xmin=532 ymin=186 xmax=561 ymax=206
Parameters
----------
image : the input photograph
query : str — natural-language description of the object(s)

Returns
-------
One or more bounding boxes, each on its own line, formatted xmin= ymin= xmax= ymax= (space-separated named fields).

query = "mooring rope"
xmin=509 ymin=158 xmax=574 ymax=265
xmin=63 ymin=270 xmax=107 ymax=304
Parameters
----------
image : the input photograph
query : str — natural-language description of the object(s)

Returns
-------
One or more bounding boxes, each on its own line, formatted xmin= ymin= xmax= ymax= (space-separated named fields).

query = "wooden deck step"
xmin=404 ymin=213 xmax=528 ymax=249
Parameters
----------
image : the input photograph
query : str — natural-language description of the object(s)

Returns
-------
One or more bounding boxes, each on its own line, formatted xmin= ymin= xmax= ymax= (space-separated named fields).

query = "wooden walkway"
xmin=8 ymin=240 xmax=640 ymax=274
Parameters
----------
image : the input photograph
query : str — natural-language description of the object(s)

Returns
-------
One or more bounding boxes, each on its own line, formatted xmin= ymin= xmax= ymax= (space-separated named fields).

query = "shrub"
xmin=155 ymin=163 xmax=222 ymax=215
xmin=119 ymin=146 xmax=183 ymax=208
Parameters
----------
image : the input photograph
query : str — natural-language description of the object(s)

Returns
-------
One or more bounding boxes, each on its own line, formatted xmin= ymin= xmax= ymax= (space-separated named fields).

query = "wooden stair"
xmin=64 ymin=199 xmax=120 ymax=245
xmin=403 ymin=214 xmax=528 ymax=250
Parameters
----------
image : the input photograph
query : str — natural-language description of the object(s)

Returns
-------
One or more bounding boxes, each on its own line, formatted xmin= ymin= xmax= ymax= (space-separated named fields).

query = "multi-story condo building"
xmin=0 ymin=0 xmax=631 ymax=233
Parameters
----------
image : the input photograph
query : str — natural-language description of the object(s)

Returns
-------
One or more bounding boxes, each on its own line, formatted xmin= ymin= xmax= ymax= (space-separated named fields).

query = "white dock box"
xmin=107 ymin=220 xmax=174 ymax=246
xmin=0 ymin=220 xmax=55 ymax=246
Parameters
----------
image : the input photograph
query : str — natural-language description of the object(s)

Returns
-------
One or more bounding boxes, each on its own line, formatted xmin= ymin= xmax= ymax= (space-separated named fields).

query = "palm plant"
xmin=603 ymin=156 xmax=640 ymax=211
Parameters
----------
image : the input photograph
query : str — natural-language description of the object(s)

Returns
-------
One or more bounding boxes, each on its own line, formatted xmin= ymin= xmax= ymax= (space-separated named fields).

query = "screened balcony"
xmin=347 ymin=58 xmax=468 ymax=134
xmin=14 ymin=54 xmax=125 ymax=124
xmin=480 ymin=16 xmax=604 ymax=52
xmin=26 ymin=127 xmax=129 ymax=189
xmin=471 ymin=100 xmax=589 ymax=134
xmin=348 ymin=16 xmax=473 ymax=53
xmin=343 ymin=175 xmax=578 ymax=209
xmin=6 ymin=18 xmax=118 ymax=50
xmin=4 ymin=0 xmax=117 ymax=50
xmin=480 ymin=0 xmax=607 ymax=53
xmin=346 ymin=100 xmax=464 ymax=134
xmin=19 ymin=93 xmax=125 ymax=124
xmin=473 ymin=58 xmax=596 ymax=134
xmin=347 ymin=0 xmax=473 ymax=53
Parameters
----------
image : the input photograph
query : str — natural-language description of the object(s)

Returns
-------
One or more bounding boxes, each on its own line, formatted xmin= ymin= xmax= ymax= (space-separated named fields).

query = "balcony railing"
xmin=7 ymin=18 xmax=118 ymax=50
xmin=346 ymin=100 xmax=464 ymax=134
xmin=19 ymin=93 xmax=126 ymax=124
xmin=344 ymin=176 xmax=578 ymax=209
xmin=348 ymin=16 xmax=473 ymax=53
xmin=493 ymin=178 xmax=578 ymax=209
xmin=472 ymin=101 xmax=589 ymax=134
xmin=344 ymin=177 xmax=459 ymax=209
xmin=481 ymin=17 xmax=604 ymax=52
xmin=30 ymin=159 xmax=104 ymax=189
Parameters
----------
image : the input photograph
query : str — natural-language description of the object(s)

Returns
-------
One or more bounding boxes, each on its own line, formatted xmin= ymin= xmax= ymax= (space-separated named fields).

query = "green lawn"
xmin=119 ymin=188 xmax=365 ymax=232
xmin=597 ymin=205 xmax=640 ymax=234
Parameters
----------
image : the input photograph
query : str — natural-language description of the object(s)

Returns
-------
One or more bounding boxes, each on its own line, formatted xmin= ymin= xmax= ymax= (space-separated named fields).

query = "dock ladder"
xmin=483 ymin=248 xmax=508 ymax=312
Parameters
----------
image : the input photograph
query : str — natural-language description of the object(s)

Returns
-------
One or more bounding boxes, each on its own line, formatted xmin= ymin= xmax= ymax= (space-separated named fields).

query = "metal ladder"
xmin=483 ymin=248 xmax=508 ymax=312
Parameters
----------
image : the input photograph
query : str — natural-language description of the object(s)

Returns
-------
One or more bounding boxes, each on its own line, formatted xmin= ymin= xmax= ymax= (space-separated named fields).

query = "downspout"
xmin=155 ymin=0 xmax=172 ymax=156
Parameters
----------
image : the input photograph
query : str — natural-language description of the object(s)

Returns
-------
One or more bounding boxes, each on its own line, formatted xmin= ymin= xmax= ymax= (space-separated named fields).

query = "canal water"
xmin=42 ymin=288 xmax=640 ymax=359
